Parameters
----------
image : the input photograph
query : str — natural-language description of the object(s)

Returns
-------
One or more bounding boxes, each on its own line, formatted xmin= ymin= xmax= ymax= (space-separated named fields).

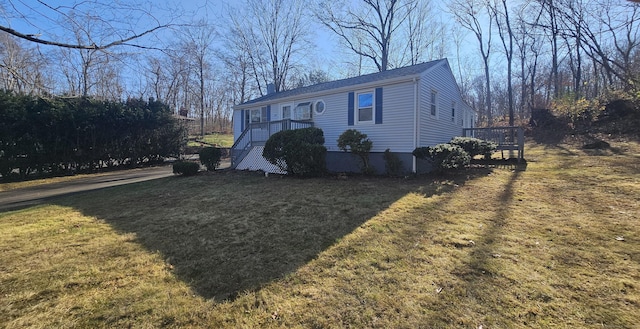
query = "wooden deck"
xmin=463 ymin=126 xmax=525 ymax=161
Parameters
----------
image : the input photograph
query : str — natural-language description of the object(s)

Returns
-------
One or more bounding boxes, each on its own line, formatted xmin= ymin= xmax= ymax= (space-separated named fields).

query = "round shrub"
xmin=199 ymin=147 xmax=222 ymax=171
xmin=413 ymin=143 xmax=470 ymax=172
xmin=263 ymin=127 xmax=327 ymax=176
xmin=449 ymin=136 xmax=497 ymax=160
xmin=172 ymin=161 xmax=200 ymax=176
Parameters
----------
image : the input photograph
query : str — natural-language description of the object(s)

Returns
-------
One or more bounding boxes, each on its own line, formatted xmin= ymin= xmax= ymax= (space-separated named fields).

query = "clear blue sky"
xmin=2 ymin=0 xmax=488 ymax=87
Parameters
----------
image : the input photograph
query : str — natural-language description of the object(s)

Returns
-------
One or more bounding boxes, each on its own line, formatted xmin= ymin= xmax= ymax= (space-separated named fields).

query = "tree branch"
xmin=0 ymin=24 xmax=172 ymax=50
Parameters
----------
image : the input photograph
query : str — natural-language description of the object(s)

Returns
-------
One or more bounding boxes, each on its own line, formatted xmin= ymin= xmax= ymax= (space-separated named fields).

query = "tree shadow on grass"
xmin=436 ymin=161 xmax=636 ymax=327
xmin=54 ymin=170 xmax=488 ymax=302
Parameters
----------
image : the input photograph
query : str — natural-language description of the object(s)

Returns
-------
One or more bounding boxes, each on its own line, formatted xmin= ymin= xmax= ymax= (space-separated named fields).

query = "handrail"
xmin=230 ymin=119 xmax=313 ymax=167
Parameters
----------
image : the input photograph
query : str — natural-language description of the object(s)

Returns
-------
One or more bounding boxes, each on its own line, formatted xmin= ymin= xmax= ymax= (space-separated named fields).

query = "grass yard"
xmin=189 ymin=133 xmax=234 ymax=148
xmin=1 ymin=138 xmax=639 ymax=328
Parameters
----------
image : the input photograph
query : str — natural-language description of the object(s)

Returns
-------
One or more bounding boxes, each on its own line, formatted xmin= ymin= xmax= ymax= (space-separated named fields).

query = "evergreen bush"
xmin=172 ymin=161 xmax=200 ymax=176
xmin=449 ymin=136 xmax=497 ymax=160
xmin=413 ymin=143 xmax=470 ymax=172
xmin=199 ymin=147 xmax=222 ymax=171
xmin=383 ymin=148 xmax=403 ymax=176
xmin=0 ymin=91 xmax=185 ymax=181
xmin=337 ymin=129 xmax=374 ymax=174
xmin=263 ymin=127 xmax=326 ymax=176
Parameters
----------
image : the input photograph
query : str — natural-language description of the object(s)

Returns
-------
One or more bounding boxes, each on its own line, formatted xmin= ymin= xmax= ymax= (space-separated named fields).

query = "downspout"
xmin=413 ymin=77 xmax=419 ymax=173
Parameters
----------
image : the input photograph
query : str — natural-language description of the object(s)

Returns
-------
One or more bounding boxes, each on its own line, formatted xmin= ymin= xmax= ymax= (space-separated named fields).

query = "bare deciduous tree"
xmin=316 ymin=0 xmax=413 ymax=72
xmin=227 ymin=0 xmax=309 ymax=95
xmin=490 ymin=0 xmax=515 ymax=125
xmin=179 ymin=21 xmax=218 ymax=137
xmin=0 ymin=33 xmax=51 ymax=94
xmin=399 ymin=0 xmax=444 ymax=65
xmin=448 ymin=0 xmax=494 ymax=125
xmin=0 ymin=0 xmax=179 ymax=50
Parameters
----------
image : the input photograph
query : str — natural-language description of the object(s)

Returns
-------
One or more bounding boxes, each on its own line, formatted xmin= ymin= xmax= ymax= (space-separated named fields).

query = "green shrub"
xmin=337 ymin=129 xmax=374 ymax=174
xmin=449 ymin=136 xmax=497 ymax=160
xmin=383 ymin=148 xmax=403 ymax=176
xmin=0 ymin=91 xmax=185 ymax=181
xmin=412 ymin=143 xmax=470 ymax=172
xmin=199 ymin=147 xmax=222 ymax=171
xmin=412 ymin=147 xmax=431 ymax=160
xmin=263 ymin=127 xmax=326 ymax=176
xmin=172 ymin=161 xmax=200 ymax=176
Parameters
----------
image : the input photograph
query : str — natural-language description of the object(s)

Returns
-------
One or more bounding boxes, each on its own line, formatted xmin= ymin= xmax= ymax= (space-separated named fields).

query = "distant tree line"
xmin=1 ymin=0 xmax=638 ymax=131
xmin=0 ymin=91 xmax=184 ymax=181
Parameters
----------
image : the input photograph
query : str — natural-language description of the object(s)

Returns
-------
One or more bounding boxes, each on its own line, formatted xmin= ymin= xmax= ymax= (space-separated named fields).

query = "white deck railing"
xmin=230 ymin=119 xmax=313 ymax=168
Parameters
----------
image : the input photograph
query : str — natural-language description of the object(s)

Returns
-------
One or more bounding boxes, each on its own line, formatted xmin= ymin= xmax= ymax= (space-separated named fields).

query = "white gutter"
xmin=413 ymin=77 xmax=419 ymax=173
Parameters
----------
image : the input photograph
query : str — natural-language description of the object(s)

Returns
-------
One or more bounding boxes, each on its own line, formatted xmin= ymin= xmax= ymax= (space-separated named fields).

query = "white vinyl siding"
xmin=430 ymin=90 xmax=437 ymax=117
xmin=419 ymin=62 xmax=469 ymax=147
xmin=317 ymin=81 xmax=415 ymax=153
xmin=233 ymin=110 xmax=243 ymax=141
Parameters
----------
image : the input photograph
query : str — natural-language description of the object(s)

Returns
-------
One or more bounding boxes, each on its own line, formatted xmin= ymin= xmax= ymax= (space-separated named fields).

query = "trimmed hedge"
xmin=449 ymin=136 xmax=497 ymax=160
xmin=172 ymin=161 xmax=200 ymax=176
xmin=199 ymin=147 xmax=222 ymax=171
xmin=413 ymin=143 xmax=471 ymax=172
xmin=0 ymin=91 xmax=185 ymax=181
xmin=263 ymin=127 xmax=327 ymax=176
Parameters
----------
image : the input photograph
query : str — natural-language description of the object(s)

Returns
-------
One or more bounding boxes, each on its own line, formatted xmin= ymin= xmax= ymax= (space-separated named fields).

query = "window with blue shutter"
xmin=357 ymin=92 xmax=373 ymax=122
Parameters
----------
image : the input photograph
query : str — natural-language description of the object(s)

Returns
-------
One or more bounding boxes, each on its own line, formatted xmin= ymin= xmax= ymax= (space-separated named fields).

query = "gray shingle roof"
xmin=237 ymin=59 xmax=446 ymax=107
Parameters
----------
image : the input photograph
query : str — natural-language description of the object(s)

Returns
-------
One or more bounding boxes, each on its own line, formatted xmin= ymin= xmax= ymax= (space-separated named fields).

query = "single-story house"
xmin=231 ymin=58 xmax=476 ymax=174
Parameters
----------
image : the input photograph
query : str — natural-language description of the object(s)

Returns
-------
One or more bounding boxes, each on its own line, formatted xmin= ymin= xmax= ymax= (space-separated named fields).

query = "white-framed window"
xmin=314 ymin=100 xmax=326 ymax=115
xmin=294 ymin=102 xmax=312 ymax=120
xmin=250 ymin=108 xmax=261 ymax=123
xmin=430 ymin=90 xmax=437 ymax=116
xmin=357 ymin=91 xmax=373 ymax=123
xmin=281 ymin=104 xmax=292 ymax=120
xmin=451 ymin=101 xmax=456 ymax=122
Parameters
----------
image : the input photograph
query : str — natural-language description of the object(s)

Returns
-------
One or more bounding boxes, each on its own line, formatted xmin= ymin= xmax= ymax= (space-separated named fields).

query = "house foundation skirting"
xmin=236 ymin=148 xmax=436 ymax=175
xmin=325 ymin=151 xmax=418 ymax=175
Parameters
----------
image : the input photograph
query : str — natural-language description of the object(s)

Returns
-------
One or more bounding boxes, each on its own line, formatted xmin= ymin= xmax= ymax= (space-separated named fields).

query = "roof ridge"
xmin=236 ymin=58 xmax=446 ymax=107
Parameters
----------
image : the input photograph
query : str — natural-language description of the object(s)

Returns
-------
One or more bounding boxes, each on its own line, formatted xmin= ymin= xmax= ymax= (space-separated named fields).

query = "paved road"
xmin=0 ymin=165 xmax=175 ymax=211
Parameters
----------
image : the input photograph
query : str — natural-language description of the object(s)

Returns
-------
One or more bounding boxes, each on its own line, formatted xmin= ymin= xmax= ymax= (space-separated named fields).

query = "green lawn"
xmin=1 ymin=138 xmax=639 ymax=328
xmin=188 ymin=133 xmax=234 ymax=148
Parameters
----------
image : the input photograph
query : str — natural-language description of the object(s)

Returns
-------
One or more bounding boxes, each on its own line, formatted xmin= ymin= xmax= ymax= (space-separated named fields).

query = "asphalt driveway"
xmin=0 ymin=165 xmax=175 ymax=211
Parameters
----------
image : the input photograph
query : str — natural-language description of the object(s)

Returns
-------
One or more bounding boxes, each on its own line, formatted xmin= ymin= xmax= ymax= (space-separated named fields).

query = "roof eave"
xmin=233 ymin=72 xmax=426 ymax=111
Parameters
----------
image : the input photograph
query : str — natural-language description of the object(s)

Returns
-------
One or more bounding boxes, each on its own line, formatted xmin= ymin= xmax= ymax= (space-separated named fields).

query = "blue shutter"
xmin=348 ymin=92 xmax=354 ymax=126
xmin=266 ymin=105 xmax=271 ymax=122
xmin=241 ymin=110 xmax=245 ymax=131
xmin=375 ymin=87 xmax=383 ymax=124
